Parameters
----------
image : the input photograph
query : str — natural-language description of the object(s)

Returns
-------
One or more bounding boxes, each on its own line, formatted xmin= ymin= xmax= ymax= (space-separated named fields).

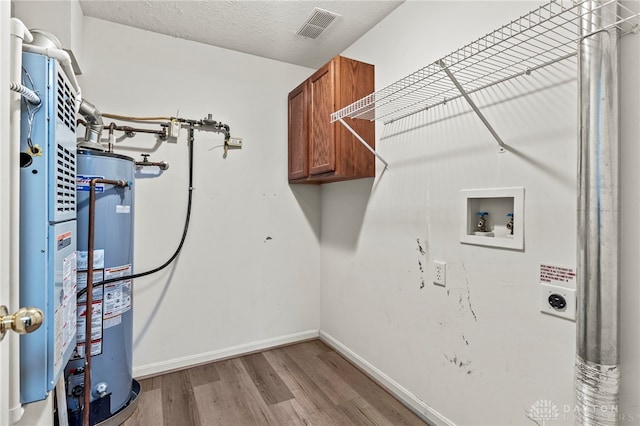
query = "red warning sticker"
xmin=57 ymin=231 xmax=72 ymax=251
xmin=540 ymin=264 xmax=576 ymax=285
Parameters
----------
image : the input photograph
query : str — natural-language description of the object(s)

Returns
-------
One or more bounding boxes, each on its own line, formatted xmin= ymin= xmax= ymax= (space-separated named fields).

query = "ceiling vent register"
xmin=296 ymin=8 xmax=340 ymax=39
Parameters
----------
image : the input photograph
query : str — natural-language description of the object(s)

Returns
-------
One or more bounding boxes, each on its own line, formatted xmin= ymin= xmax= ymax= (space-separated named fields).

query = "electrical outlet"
xmin=540 ymin=283 xmax=576 ymax=321
xmin=433 ymin=261 xmax=446 ymax=286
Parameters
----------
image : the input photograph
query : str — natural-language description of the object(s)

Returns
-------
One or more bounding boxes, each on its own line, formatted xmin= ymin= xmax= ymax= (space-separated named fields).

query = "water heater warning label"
xmin=55 ymin=252 xmax=77 ymax=374
xmin=540 ymin=264 xmax=576 ymax=286
xmin=103 ymin=264 xmax=132 ymax=322
xmin=75 ymin=300 xmax=103 ymax=357
xmin=56 ymin=231 xmax=72 ymax=251
xmin=77 ymin=249 xmax=104 ymax=270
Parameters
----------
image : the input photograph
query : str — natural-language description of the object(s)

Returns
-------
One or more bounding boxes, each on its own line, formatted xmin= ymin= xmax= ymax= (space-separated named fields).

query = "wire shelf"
xmin=331 ymin=0 xmax=640 ymax=125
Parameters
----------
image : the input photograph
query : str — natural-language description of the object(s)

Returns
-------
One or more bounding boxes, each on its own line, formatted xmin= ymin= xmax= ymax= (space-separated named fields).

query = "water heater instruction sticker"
xmin=75 ymin=300 xmax=103 ymax=357
xmin=540 ymin=264 xmax=576 ymax=286
xmin=55 ymin=252 xmax=77 ymax=374
xmin=103 ymin=264 xmax=132 ymax=321
xmin=77 ymin=249 xmax=104 ymax=270
xmin=77 ymin=270 xmax=104 ymax=294
xmin=75 ymin=339 xmax=102 ymax=359
xmin=115 ymin=205 xmax=130 ymax=214
xmin=103 ymin=315 xmax=121 ymax=329
xmin=77 ymin=286 xmax=103 ymax=304
xmin=104 ymin=264 xmax=131 ymax=281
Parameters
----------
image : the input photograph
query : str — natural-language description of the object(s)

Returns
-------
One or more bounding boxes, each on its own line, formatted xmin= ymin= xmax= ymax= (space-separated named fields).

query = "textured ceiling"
xmin=79 ymin=1 xmax=404 ymax=69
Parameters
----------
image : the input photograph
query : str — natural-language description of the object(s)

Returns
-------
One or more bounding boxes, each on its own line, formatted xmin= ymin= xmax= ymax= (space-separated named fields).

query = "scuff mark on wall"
xmin=417 ymin=238 xmax=427 ymax=289
xmin=264 ymin=236 xmax=273 ymax=242
xmin=444 ymin=354 xmax=473 ymax=371
xmin=462 ymin=334 xmax=469 ymax=345
xmin=461 ymin=262 xmax=478 ymax=321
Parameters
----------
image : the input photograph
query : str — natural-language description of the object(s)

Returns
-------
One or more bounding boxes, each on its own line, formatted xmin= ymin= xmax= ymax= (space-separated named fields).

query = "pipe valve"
xmin=476 ymin=211 xmax=488 ymax=233
xmin=506 ymin=213 xmax=514 ymax=235
xmin=136 ymin=154 xmax=169 ymax=171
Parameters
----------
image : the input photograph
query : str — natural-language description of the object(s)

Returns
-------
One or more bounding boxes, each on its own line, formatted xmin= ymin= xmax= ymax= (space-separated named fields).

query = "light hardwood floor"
xmin=123 ymin=340 xmax=426 ymax=426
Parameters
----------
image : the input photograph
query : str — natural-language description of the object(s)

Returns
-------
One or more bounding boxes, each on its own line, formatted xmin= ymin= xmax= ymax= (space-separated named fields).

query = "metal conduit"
xmin=8 ymin=81 xmax=40 ymax=105
xmin=576 ymin=1 xmax=620 ymax=425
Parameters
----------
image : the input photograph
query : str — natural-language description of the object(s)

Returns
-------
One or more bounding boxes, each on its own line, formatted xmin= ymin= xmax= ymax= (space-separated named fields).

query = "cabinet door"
xmin=308 ymin=61 xmax=335 ymax=176
xmin=288 ymin=82 xmax=307 ymax=180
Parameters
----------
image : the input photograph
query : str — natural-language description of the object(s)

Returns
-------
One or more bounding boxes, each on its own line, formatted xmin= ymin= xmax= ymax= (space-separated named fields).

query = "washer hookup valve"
xmin=476 ymin=211 xmax=489 ymax=232
xmin=506 ymin=213 xmax=514 ymax=235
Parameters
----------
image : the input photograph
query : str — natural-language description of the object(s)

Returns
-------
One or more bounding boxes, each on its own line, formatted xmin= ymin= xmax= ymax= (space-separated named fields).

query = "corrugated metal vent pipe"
xmin=576 ymin=1 xmax=620 ymax=425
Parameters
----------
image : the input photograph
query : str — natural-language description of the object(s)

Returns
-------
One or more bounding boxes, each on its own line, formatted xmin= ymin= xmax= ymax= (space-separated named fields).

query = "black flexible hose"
xmin=77 ymin=125 xmax=195 ymax=298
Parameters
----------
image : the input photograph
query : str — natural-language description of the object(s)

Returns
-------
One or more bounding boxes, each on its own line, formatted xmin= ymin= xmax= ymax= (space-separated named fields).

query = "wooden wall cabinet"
xmin=288 ymin=55 xmax=375 ymax=184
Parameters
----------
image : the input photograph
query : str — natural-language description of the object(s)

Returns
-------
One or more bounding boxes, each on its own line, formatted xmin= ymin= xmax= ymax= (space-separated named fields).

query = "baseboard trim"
xmin=319 ymin=330 xmax=455 ymax=426
xmin=133 ymin=329 xmax=320 ymax=379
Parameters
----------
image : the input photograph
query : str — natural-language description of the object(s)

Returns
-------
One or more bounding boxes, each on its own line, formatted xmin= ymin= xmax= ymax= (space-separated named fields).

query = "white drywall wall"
xmin=78 ymin=17 xmax=320 ymax=375
xmin=13 ymin=0 xmax=84 ymax=72
xmin=320 ymin=1 xmax=637 ymax=424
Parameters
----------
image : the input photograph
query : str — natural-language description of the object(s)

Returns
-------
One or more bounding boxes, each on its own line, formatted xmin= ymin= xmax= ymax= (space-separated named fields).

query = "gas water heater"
xmin=65 ymin=149 xmax=137 ymax=425
xmin=19 ymin=51 xmax=78 ymax=403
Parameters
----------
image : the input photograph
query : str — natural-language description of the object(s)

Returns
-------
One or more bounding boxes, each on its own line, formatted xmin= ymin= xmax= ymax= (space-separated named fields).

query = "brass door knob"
xmin=0 ymin=305 xmax=44 ymax=342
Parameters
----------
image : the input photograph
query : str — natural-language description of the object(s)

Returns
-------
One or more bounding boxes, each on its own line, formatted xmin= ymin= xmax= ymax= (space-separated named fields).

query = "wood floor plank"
xmin=338 ymin=396 xmax=396 ymax=426
xmin=194 ymin=359 xmax=255 ymax=425
xmin=193 ymin=358 xmax=278 ymax=425
xmin=282 ymin=342 xmax=360 ymax=406
xmin=240 ymin=352 xmax=294 ymax=405
xmin=309 ymin=339 xmax=334 ymax=354
xmin=264 ymin=348 xmax=352 ymax=426
xmin=269 ymin=398 xmax=314 ymax=425
xmin=318 ymin=350 xmax=425 ymax=426
xmin=160 ymin=370 xmax=201 ymax=426
xmin=227 ymin=358 xmax=282 ymax=424
xmin=139 ymin=376 xmax=162 ymax=392
xmin=188 ymin=361 xmax=221 ymax=387
xmin=194 ymin=380 xmax=252 ymax=426
xmin=127 ymin=341 xmax=425 ymax=426
xmin=122 ymin=387 xmax=163 ymax=426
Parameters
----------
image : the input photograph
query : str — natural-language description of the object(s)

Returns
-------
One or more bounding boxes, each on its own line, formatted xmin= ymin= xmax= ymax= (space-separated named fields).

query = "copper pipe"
xmin=102 ymin=113 xmax=171 ymax=121
xmin=83 ymin=178 xmax=129 ymax=426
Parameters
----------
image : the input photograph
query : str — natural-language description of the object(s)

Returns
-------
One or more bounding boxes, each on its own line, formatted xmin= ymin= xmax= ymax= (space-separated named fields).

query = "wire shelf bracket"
xmin=337 ymin=118 xmax=389 ymax=169
xmin=330 ymin=0 xmax=640 ymax=163
xmin=438 ymin=59 xmax=507 ymax=153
